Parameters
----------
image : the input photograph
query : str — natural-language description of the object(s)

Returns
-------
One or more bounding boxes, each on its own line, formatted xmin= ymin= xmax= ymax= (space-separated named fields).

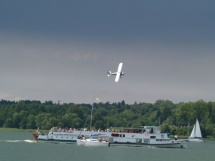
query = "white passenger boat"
xmin=108 ymin=126 xmax=186 ymax=148
xmin=32 ymin=126 xmax=186 ymax=148
xmin=32 ymin=128 xmax=102 ymax=143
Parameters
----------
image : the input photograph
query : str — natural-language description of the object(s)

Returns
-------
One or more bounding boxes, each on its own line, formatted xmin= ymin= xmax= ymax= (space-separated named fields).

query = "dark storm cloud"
xmin=1 ymin=0 xmax=215 ymax=44
xmin=1 ymin=0 xmax=215 ymax=103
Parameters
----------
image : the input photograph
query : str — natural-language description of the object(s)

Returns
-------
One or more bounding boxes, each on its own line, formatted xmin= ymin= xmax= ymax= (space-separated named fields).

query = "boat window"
xmin=150 ymin=136 xmax=156 ymax=139
xmin=120 ymin=134 xmax=125 ymax=137
xmin=111 ymin=133 xmax=119 ymax=137
xmin=111 ymin=133 xmax=125 ymax=137
xmin=156 ymin=139 xmax=170 ymax=141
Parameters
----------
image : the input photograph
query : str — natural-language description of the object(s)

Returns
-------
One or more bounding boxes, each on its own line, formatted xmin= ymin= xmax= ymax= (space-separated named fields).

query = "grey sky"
xmin=0 ymin=0 xmax=215 ymax=104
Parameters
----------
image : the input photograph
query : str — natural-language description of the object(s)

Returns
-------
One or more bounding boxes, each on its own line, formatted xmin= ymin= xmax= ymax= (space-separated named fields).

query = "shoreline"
xmin=0 ymin=128 xmax=38 ymax=132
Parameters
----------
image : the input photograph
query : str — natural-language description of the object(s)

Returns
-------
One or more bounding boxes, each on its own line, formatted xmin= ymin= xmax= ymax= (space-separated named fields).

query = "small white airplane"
xmin=107 ymin=62 xmax=124 ymax=82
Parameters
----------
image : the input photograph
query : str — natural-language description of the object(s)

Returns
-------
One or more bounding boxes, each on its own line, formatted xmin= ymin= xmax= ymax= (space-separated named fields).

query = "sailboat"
xmin=189 ymin=119 xmax=204 ymax=142
xmin=77 ymin=99 xmax=110 ymax=147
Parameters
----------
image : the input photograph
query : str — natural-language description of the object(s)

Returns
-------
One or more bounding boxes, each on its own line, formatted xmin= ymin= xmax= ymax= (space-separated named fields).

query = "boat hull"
xmin=77 ymin=139 xmax=110 ymax=147
xmin=144 ymin=142 xmax=186 ymax=148
xmin=77 ymin=139 xmax=87 ymax=146
xmin=110 ymin=141 xmax=186 ymax=148
xmin=189 ymin=138 xmax=204 ymax=142
xmin=85 ymin=141 xmax=109 ymax=147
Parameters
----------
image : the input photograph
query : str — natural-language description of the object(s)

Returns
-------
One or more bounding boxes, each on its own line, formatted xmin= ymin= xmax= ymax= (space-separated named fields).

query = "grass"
xmin=0 ymin=128 xmax=50 ymax=133
xmin=0 ymin=128 xmax=37 ymax=132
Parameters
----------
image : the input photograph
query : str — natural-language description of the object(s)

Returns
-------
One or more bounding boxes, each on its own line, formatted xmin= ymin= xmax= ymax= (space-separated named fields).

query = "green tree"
xmin=26 ymin=115 xmax=36 ymax=129
xmin=4 ymin=118 xmax=13 ymax=127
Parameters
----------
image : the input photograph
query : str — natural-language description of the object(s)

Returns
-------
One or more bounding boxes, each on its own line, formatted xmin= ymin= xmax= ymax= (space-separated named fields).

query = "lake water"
xmin=0 ymin=132 xmax=214 ymax=161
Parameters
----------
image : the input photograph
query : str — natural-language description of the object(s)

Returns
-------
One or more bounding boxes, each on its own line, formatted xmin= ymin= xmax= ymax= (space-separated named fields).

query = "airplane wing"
xmin=115 ymin=63 xmax=123 ymax=82
xmin=117 ymin=63 xmax=123 ymax=73
xmin=115 ymin=72 xmax=120 ymax=82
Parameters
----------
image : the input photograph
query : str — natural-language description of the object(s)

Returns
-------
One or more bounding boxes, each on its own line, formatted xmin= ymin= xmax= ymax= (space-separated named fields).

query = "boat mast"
xmin=89 ymin=97 xmax=100 ymax=131
xmin=90 ymin=103 xmax=94 ymax=131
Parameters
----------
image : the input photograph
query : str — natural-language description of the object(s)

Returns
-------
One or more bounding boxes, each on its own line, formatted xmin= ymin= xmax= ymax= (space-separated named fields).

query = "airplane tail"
xmin=107 ymin=71 xmax=111 ymax=77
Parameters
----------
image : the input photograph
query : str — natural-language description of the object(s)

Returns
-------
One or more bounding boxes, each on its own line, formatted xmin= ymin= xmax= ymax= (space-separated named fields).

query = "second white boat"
xmin=77 ymin=137 xmax=110 ymax=147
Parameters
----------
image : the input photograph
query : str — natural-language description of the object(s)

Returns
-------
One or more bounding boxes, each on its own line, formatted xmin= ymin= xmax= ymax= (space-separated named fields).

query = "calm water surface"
xmin=0 ymin=132 xmax=214 ymax=161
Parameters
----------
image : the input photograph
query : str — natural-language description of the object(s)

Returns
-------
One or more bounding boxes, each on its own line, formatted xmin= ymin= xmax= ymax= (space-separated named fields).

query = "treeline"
xmin=0 ymin=99 xmax=215 ymax=138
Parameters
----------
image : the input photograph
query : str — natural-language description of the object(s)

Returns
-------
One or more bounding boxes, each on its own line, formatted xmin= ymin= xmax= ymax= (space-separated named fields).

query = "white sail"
xmin=195 ymin=119 xmax=202 ymax=138
xmin=189 ymin=119 xmax=202 ymax=138
xmin=189 ymin=119 xmax=203 ymax=142
xmin=189 ymin=124 xmax=195 ymax=138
